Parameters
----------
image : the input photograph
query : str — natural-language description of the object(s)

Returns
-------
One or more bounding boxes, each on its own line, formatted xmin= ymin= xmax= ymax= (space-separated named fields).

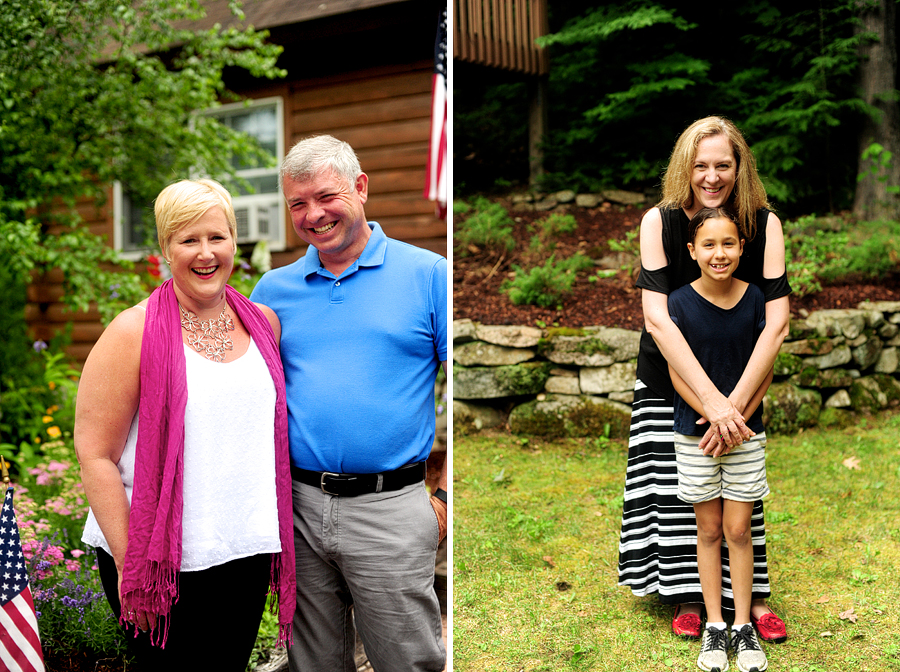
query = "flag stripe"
xmin=0 ymin=592 xmax=44 ymax=672
xmin=13 ymin=590 xmax=43 ymax=655
xmin=424 ymin=7 xmax=447 ymax=217
xmin=1 ymin=487 xmax=45 ymax=672
xmin=425 ymin=71 xmax=447 ymax=203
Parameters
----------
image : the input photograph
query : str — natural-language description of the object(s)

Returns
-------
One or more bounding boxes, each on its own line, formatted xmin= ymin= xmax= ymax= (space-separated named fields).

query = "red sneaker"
xmin=671 ymin=605 xmax=702 ymax=638
xmin=752 ymin=611 xmax=787 ymax=643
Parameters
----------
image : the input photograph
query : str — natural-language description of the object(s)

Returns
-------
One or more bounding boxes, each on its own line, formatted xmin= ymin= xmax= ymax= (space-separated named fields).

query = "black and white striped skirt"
xmin=617 ymin=379 xmax=771 ymax=609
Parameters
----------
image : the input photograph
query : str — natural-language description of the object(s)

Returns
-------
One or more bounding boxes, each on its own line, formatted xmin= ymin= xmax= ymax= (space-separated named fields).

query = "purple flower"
xmin=33 ymin=340 xmax=48 ymax=352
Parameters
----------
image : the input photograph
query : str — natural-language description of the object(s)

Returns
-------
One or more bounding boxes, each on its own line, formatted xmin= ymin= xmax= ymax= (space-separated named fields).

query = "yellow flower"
xmin=48 ymin=381 xmax=57 ymax=390
xmin=47 ymin=405 xmax=59 ymax=414
xmin=43 ymin=415 xmax=54 ymax=424
xmin=47 ymin=426 xmax=62 ymax=439
xmin=34 ymin=436 xmax=41 ymax=444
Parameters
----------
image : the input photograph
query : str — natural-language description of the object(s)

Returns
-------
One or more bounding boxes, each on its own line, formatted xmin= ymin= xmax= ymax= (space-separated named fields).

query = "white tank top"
xmin=82 ymin=339 xmax=281 ymax=571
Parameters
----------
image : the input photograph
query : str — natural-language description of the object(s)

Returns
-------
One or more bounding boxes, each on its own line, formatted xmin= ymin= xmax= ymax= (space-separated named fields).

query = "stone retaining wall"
xmin=453 ymin=301 xmax=900 ymax=437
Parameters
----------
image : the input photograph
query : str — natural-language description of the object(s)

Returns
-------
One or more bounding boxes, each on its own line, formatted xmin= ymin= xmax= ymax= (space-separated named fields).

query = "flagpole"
xmin=1 ymin=453 xmax=9 ymax=489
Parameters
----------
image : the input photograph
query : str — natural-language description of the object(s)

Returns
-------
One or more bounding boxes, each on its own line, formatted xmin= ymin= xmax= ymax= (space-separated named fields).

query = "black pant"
xmin=97 ymin=548 xmax=271 ymax=671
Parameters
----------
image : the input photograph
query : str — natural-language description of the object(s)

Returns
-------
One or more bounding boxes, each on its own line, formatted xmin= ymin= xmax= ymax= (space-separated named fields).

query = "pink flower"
xmin=44 ymin=545 xmax=65 ymax=564
xmin=70 ymin=550 xmax=85 ymax=558
xmin=47 ymin=461 xmax=69 ymax=472
xmin=65 ymin=560 xmax=80 ymax=572
xmin=22 ymin=539 xmax=39 ymax=559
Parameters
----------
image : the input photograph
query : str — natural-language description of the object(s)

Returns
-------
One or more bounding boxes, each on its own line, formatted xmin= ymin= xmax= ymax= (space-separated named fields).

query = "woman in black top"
xmin=617 ymin=116 xmax=791 ymax=642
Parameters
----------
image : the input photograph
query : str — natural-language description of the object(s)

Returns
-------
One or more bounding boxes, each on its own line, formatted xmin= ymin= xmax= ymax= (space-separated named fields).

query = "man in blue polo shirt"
xmin=250 ymin=135 xmax=447 ymax=672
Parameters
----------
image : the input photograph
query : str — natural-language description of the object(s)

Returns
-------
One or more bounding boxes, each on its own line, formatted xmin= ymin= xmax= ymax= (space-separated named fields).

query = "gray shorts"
xmin=674 ymin=432 xmax=770 ymax=504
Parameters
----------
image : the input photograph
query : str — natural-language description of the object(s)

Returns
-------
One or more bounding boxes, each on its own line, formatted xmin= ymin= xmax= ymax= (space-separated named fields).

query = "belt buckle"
xmin=320 ymin=472 xmax=341 ymax=496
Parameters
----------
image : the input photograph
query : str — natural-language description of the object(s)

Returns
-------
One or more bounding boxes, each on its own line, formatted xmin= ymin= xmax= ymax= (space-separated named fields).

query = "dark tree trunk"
xmin=854 ymin=0 xmax=900 ymax=220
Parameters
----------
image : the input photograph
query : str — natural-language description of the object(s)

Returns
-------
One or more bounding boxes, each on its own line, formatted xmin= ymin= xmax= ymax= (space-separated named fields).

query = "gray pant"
xmin=288 ymin=479 xmax=446 ymax=672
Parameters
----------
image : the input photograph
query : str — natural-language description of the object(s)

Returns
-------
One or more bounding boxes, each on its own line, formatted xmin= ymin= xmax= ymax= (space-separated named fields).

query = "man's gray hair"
xmin=280 ymin=135 xmax=362 ymax=192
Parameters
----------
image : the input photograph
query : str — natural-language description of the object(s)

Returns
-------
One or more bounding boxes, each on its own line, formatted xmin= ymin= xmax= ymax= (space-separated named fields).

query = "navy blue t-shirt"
xmin=668 ymin=282 xmax=767 ymax=436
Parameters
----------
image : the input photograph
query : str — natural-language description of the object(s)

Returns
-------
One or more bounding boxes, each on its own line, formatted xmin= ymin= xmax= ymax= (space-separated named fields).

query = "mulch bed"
xmin=453 ymin=200 xmax=900 ymax=329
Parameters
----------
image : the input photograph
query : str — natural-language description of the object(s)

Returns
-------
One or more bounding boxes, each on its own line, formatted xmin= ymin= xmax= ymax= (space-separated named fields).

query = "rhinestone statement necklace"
xmin=179 ymin=303 xmax=235 ymax=362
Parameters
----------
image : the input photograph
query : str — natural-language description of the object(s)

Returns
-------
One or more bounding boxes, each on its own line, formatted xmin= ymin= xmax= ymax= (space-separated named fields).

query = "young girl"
xmin=667 ymin=207 xmax=775 ymax=672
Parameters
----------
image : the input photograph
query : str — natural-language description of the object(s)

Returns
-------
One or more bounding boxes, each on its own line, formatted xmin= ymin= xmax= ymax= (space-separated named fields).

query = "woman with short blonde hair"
xmin=77 ymin=178 xmax=295 ymax=669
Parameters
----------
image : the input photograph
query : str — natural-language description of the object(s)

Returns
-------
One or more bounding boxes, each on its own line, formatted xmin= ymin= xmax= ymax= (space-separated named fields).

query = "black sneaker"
xmin=697 ymin=625 xmax=729 ymax=671
xmin=731 ymin=624 xmax=768 ymax=672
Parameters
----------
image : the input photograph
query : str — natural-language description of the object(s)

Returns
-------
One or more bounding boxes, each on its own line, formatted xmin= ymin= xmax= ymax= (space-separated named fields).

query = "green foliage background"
xmin=0 ymin=0 xmax=284 ymax=448
xmin=0 ymin=0 xmax=284 ymax=321
xmin=454 ymin=0 xmax=869 ymax=219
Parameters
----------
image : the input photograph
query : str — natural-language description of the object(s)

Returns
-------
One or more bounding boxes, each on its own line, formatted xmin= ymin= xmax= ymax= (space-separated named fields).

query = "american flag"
xmin=424 ymin=6 xmax=447 ymax=219
xmin=0 ymin=487 xmax=45 ymax=672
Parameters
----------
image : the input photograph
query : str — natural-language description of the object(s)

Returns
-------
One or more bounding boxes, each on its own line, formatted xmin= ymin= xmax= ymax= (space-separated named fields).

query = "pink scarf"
xmin=119 ymin=279 xmax=295 ymax=648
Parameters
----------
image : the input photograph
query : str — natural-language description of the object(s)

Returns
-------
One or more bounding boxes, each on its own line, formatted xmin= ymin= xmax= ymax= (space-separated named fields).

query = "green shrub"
xmin=785 ymin=215 xmax=900 ymax=296
xmin=607 ymin=228 xmax=641 ymax=276
xmin=526 ymin=213 xmax=579 ymax=259
xmin=501 ymin=253 xmax=594 ymax=308
xmin=1 ymin=346 xmax=80 ymax=475
xmin=829 ymin=219 xmax=900 ymax=281
xmin=454 ymin=197 xmax=516 ymax=256
xmin=536 ymin=212 xmax=578 ymax=237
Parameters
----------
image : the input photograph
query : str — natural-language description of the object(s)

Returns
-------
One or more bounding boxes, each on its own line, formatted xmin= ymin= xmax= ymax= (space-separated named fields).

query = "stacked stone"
xmin=452 ymin=300 xmax=900 ymax=437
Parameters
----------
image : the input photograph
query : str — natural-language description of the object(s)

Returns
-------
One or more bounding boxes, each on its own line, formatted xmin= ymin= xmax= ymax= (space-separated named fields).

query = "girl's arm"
xmin=641 ymin=207 xmax=753 ymax=446
xmin=669 ymin=363 xmax=704 ymax=416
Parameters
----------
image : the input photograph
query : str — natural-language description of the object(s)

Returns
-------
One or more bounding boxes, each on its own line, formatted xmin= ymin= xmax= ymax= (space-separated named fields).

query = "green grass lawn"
xmin=452 ymin=410 xmax=900 ymax=671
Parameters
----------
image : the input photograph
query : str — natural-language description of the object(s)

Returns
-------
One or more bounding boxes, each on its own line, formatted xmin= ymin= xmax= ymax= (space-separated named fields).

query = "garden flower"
xmin=28 ymin=466 xmax=52 ymax=486
xmin=43 ymin=415 xmax=54 ymax=424
xmin=33 ymin=340 xmax=49 ymax=352
xmin=47 ymin=426 xmax=62 ymax=438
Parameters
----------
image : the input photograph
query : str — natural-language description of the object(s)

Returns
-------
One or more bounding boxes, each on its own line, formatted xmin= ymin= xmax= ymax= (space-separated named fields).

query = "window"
xmin=206 ymin=97 xmax=286 ymax=250
xmin=112 ymin=96 xmax=286 ymax=256
xmin=113 ymin=182 xmax=155 ymax=260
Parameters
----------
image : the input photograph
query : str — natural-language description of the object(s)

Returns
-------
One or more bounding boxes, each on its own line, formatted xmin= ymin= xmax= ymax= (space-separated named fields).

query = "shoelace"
xmin=731 ymin=626 xmax=761 ymax=652
xmin=702 ymin=627 xmax=730 ymax=652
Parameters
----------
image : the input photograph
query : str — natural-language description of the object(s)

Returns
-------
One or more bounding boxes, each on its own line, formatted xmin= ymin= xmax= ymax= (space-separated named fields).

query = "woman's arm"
xmin=256 ymin=303 xmax=282 ymax=343
xmin=74 ymin=305 xmax=147 ymax=626
xmin=641 ymin=208 xmax=752 ymax=445
xmin=728 ymin=213 xmax=791 ymax=413
xmin=743 ymin=367 xmax=774 ymax=421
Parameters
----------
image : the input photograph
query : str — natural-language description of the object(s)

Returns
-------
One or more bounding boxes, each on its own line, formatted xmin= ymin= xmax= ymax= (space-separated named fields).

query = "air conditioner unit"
xmin=234 ymin=196 xmax=282 ymax=244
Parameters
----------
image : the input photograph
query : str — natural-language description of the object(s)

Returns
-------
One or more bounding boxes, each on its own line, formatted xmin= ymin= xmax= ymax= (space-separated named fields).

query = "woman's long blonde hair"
xmin=658 ymin=116 xmax=770 ymax=240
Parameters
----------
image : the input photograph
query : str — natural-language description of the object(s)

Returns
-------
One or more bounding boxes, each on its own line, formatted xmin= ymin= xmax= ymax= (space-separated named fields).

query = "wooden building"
xmin=26 ymin=0 xmax=447 ymax=364
xmin=453 ymin=0 xmax=549 ymax=182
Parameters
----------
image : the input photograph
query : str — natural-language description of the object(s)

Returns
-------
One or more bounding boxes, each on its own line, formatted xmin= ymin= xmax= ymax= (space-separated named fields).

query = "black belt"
xmin=291 ymin=462 xmax=425 ymax=497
